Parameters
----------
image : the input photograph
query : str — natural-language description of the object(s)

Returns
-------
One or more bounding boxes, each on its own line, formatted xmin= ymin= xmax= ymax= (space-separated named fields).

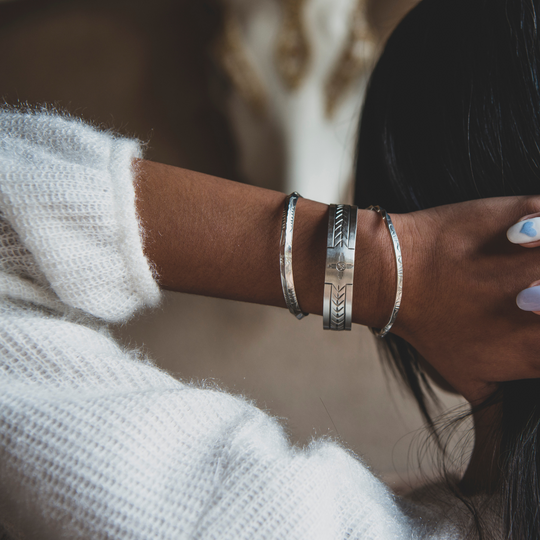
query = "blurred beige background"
xmin=0 ymin=0 xmax=463 ymax=490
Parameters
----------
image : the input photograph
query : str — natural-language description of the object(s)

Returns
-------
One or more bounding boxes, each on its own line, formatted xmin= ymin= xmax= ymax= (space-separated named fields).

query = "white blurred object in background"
xmin=215 ymin=0 xmax=377 ymax=203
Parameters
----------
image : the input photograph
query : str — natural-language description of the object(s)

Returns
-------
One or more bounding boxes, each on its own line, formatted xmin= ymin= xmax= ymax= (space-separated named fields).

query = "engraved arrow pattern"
xmin=334 ymin=205 xmax=345 ymax=247
xmin=330 ymin=284 xmax=346 ymax=329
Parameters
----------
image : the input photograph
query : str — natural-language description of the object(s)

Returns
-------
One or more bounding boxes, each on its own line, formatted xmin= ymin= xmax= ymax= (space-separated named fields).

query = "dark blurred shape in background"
xmin=0 ymin=0 xmax=238 ymax=179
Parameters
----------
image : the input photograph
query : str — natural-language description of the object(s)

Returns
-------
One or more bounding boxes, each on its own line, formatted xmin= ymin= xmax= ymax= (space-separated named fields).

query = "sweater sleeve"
xmin=0 ymin=108 xmax=160 ymax=321
xmin=0 ymin=109 xmax=424 ymax=540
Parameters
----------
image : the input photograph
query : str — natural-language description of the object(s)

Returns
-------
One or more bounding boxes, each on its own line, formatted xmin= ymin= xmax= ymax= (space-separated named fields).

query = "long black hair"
xmin=355 ymin=0 xmax=540 ymax=538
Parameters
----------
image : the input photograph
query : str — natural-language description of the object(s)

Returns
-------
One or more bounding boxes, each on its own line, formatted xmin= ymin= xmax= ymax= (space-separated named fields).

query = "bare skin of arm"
xmin=134 ymin=159 xmax=540 ymax=404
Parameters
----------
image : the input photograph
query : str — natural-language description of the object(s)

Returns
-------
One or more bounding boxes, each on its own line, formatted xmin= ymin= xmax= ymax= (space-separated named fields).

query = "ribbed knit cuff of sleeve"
xmin=0 ymin=108 xmax=161 ymax=322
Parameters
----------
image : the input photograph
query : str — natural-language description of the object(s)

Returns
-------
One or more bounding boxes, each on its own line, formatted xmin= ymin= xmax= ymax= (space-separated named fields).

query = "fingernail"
xmin=517 ymin=286 xmax=540 ymax=311
xmin=507 ymin=218 xmax=540 ymax=244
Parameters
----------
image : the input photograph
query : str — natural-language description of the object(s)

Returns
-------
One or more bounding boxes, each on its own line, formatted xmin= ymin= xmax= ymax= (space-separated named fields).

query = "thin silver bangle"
xmin=280 ymin=192 xmax=308 ymax=320
xmin=368 ymin=205 xmax=403 ymax=338
xmin=323 ymin=204 xmax=358 ymax=331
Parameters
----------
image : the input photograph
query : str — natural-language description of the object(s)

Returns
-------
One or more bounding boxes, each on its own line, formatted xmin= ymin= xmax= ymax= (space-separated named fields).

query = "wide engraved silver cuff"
xmin=280 ymin=192 xmax=308 ymax=320
xmin=323 ymin=204 xmax=358 ymax=330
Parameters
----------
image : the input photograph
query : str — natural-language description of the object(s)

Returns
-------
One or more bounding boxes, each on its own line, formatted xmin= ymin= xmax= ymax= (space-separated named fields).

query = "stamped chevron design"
xmin=333 ymin=205 xmax=345 ymax=247
xmin=330 ymin=284 xmax=346 ymax=329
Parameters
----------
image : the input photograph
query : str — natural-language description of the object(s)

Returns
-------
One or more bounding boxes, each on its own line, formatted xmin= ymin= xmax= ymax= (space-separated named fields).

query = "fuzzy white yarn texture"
xmin=0 ymin=109 xmax=465 ymax=540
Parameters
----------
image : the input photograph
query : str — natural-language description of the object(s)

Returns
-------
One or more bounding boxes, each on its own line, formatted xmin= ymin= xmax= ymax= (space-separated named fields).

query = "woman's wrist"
xmin=280 ymin=201 xmax=401 ymax=329
xmin=351 ymin=209 xmax=398 ymax=329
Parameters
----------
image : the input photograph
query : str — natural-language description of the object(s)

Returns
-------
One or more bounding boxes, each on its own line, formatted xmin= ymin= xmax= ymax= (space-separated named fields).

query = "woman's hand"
xmin=390 ymin=196 xmax=540 ymax=402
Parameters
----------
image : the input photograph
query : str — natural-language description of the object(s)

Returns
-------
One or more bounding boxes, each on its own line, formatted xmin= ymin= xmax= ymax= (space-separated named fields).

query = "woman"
xmin=0 ymin=3 xmax=538 ymax=540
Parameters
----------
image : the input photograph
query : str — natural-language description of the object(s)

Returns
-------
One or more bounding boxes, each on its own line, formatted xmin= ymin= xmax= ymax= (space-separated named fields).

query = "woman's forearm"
xmin=134 ymin=159 xmax=395 ymax=329
xmin=133 ymin=159 xmax=540 ymax=401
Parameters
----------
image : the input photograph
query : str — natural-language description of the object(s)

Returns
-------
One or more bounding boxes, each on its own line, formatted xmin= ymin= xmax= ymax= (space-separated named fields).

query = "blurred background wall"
xmin=0 ymin=0 xmax=464 ymax=491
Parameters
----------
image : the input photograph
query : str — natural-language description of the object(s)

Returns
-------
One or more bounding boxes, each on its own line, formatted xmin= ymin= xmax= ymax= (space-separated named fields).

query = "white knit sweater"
xmin=0 ymin=109 xmax=471 ymax=539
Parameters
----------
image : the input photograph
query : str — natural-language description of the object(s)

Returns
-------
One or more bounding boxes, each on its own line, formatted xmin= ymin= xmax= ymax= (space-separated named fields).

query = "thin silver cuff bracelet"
xmin=323 ymin=204 xmax=358 ymax=331
xmin=280 ymin=192 xmax=308 ymax=320
xmin=368 ymin=205 xmax=403 ymax=338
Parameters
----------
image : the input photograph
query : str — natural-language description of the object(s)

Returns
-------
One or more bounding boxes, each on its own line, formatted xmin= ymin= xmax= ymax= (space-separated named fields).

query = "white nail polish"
xmin=507 ymin=218 xmax=540 ymax=244
xmin=517 ymin=285 xmax=540 ymax=311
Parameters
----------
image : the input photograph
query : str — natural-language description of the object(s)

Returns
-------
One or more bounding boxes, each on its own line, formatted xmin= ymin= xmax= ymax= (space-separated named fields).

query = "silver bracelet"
xmin=368 ymin=205 xmax=403 ymax=338
xmin=323 ymin=204 xmax=358 ymax=330
xmin=280 ymin=192 xmax=308 ymax=320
